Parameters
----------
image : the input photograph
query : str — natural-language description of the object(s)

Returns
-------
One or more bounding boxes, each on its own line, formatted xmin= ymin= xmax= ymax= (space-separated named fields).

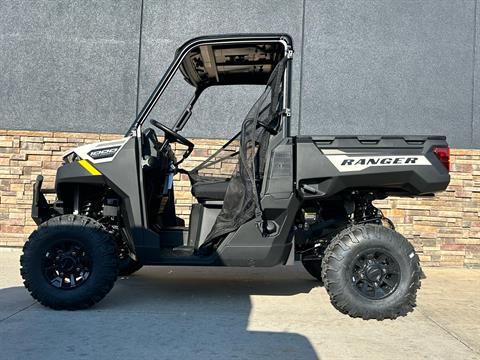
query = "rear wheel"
xmin=20 ymin=215 xmax=118 ymax=310
xmin=321 ymin=224 xmax=421 ymax=320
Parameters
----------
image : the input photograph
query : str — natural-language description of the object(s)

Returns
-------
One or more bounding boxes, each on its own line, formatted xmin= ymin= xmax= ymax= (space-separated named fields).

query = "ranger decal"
xmin=326 ymin=155 xmax=431 ymax=172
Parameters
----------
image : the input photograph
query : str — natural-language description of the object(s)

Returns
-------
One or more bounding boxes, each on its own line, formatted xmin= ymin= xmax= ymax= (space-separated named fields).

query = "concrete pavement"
xmin=0 ymin=248 xmax=479 ymax=360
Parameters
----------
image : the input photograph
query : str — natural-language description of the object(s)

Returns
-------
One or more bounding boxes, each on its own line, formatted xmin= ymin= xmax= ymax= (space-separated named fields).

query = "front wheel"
xmin=321 ymin=224 xmax=421 ymax=320
xmin=118 ymin=256 xmax=143 ymax=276
xmin=20 ymin=215 xmax=118 ymax=310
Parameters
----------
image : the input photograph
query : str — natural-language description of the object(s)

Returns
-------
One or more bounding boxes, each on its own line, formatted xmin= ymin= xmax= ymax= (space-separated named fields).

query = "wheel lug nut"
xmin=76 ymin=268 xmax=80 ymax=272
xmin=72 ymin=252 xmax=76 ymax=256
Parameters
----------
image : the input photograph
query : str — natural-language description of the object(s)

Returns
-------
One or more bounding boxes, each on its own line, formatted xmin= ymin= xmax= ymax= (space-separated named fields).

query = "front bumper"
xmin=32 ymin=175 xmax=56 ymax=225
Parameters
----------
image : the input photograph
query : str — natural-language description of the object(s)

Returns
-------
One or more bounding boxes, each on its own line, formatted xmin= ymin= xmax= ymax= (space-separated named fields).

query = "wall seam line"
xmin=297 ymin=0 xmax=307 ymax=135
xmin=135 ymin=0 xmax=145 ymax=116
xmin=471 ymin=0 xmax=477 ymax=148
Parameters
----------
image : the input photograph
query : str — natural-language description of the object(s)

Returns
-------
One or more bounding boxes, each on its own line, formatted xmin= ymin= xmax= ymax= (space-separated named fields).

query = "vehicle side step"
xmin=160 ymin=246 xmax=195 ymax=257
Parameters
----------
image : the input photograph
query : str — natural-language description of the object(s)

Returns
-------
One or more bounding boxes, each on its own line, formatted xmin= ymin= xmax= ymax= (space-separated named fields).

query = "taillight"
xmin=433 ymin=146 xmax=450 ymax=172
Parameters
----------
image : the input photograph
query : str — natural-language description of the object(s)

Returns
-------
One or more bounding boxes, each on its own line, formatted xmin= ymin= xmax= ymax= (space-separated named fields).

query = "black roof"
xmin=176 ymin=34 xmax=293 ymax=87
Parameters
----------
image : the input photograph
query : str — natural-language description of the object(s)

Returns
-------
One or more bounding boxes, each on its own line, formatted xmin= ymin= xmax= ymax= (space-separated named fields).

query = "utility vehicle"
xmin=21 ymin=34 xmax=450 ymax=320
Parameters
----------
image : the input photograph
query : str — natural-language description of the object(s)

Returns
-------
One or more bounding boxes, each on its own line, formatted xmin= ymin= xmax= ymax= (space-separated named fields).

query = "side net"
xmin=196 ymin=56 xmax=287 ymax=251
xmin=188 ymin=132 xmax=241 ymax=184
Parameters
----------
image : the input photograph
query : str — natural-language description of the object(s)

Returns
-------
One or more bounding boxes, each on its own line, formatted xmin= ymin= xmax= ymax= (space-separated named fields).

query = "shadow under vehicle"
xmin=21 ymin=34 xmax=450 ymax=320
xmin=1 ymin=266 xmax=320 ymax=359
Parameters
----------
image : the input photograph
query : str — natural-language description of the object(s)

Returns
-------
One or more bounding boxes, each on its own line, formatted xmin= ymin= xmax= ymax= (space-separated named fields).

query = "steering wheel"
xmin=149 ymin=119 xmax=194 ymax=166
xmin=150 ymin=119 xmax=193 ymax=148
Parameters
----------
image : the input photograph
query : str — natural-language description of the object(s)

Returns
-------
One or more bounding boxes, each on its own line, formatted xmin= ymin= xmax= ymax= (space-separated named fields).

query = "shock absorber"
xmin=80 ymin=201 xmax=94 ymax=217
xmin=355 ymin=197 xmax=378 ymax=222
xmin=352 ymin=192 xmax=395 ymax=229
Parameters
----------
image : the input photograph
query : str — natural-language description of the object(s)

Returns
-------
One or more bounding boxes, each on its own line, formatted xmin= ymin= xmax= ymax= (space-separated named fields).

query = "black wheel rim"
xmin=350 ymin=248 xmax=401 ymax=300
xmin=42 ymin=240 xmax=91 ymax=289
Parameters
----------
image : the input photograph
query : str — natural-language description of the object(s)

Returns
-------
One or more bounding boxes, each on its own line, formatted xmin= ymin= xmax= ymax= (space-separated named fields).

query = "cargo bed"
xmin=295 ymin=135 xmax=450 ymax=198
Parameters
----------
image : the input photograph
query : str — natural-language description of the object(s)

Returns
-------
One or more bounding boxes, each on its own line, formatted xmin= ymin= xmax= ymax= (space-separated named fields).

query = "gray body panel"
xmin=94 ymin=137 xmax=144 ymax=229
xmin=296 ymin=135 xmax=450 ymax=198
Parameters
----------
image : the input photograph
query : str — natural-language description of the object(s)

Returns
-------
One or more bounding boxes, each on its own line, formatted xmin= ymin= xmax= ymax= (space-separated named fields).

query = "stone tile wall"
xmin=0 ymin=129 xmax=478 ymax=267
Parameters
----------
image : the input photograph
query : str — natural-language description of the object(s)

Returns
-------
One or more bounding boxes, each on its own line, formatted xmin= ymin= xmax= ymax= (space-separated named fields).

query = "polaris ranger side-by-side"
xmin=21 ymin=34 xmax=450 ymax=320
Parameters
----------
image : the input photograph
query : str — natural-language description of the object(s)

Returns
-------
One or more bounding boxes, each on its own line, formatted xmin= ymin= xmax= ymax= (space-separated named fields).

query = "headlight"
xmin=63 ymin=152 xmax=81 ymax=164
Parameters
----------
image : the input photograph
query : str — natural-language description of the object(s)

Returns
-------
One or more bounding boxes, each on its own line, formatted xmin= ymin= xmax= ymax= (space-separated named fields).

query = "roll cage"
xmin=129 ymin=34 xmax=294 ymax=243
xmin=127 ymin=34 xmax=294 ymax=137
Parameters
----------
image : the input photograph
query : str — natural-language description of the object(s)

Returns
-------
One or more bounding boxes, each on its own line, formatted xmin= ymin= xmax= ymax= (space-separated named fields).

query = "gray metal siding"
xmin=0 ymin=0 xmax=478 ymax=148
xmin=300 ymin=0 xmax=477 ymax=149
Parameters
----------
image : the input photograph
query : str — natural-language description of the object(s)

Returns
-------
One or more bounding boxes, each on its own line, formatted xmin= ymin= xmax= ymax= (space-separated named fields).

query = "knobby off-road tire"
xmin=20 ymin=215 xmax=118 ymax=310
xmin=118 ymin=257 xmax=143 ymax=276
xmin=321 ymin=224 xmax=421 ymax=320
xmin=302 ymin=260 xmax=324 ymax=284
